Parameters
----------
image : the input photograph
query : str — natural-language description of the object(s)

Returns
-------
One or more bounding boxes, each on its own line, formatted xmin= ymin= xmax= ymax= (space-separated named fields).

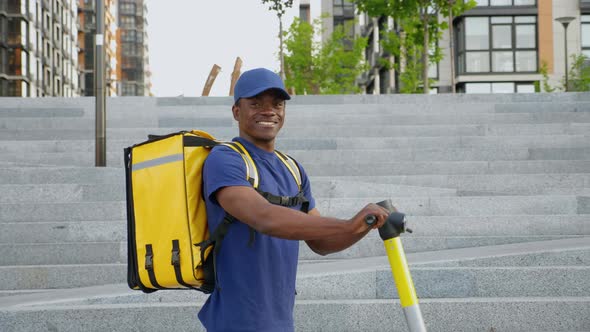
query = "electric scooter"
xmin=366 ymin=199 xmax=427 ymax=332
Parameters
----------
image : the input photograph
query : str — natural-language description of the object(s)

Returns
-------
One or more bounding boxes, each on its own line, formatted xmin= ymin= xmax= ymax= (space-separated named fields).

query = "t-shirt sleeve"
xmin=203 ymin=145 xmax=251 ymax=205
xmin=296 ymin=160 xmax=316 ymax=212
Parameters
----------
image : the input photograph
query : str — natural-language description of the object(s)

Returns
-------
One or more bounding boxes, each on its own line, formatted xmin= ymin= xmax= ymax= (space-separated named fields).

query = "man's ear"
xmin=231 ymin=104 xmax=239 ymax=121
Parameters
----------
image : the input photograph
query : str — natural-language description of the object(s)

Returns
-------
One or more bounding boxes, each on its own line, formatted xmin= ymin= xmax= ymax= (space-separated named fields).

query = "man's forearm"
xmin=305 ymin=231 xmax=369 ymax=256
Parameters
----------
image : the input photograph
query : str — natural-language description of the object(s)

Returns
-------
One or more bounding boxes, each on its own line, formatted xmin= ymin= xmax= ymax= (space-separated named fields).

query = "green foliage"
xmin=537 ymin=61 xmax=556 ymax=93
xmin=568 ymin=54 xmax=590 ymax=92
xmin=353 ymin=0 xmax=476 ymax=93
xmin=283 ymin=18 xmax=315 ymax=94
xmin=536 ymin=55 xmax=590 ymax=92
xmin=283 ymin=18 xmax=368 ymax=95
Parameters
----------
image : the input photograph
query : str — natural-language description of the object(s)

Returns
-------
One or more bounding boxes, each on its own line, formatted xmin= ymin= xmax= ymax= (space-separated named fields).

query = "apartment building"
xmin=323 ymin=0 xmax=590 ymax=94
xmin=117 ymin=0 xmax=151 ymax=96
xmin=0 ymin=0 xmax=79 ymax=96
xmin=77 ymin=0 xmax=117 ymax=96
xmin=1 ymin=0 xmax=150 ymax=97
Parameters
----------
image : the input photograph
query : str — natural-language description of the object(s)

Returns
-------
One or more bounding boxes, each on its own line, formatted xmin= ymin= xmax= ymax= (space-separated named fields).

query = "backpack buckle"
xmin=171 ymin=249 xmax=180 ymax=266
xmin=280 ymin=196 xmax=290 ymax=206
xmin=145 ymin=254 xmax=153 ymax=270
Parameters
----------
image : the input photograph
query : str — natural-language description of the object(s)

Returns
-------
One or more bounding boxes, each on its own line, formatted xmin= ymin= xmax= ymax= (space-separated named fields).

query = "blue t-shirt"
xmin=198 ymin=137 xmax=316 ymax=332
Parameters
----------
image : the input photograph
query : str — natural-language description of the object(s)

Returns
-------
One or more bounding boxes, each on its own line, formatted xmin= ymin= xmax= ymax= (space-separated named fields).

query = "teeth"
xmin=258 ymin=121 xmax=275 ymax=125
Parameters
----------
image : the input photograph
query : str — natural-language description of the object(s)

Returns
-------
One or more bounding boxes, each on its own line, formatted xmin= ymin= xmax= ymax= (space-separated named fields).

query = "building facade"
xmin=322 ymin=0 xmax=590 ymax=94
xmin=77 ymin=0 xmax=117 ymax=96
xmin=117 ymin=0 xmax=151 ymax=96
xmin=1 ymin=0 xmax=80 ymax=97
xmin=1 ymin=0 xmax=149 ymax=97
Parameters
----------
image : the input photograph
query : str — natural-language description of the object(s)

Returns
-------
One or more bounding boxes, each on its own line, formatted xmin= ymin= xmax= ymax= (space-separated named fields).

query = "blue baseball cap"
xmin=233 ymin=68 xmax=291 ymax=103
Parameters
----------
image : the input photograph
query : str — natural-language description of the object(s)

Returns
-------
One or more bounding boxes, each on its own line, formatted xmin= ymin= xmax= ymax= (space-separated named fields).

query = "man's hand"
xmin=348 ymin=203 xmax=391 ymax=234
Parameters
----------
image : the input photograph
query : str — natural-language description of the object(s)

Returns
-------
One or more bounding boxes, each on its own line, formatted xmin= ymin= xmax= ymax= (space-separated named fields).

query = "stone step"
xmin=2 ymin=123 xmax=589 ymax=141
xmin=4 ymin=149 xmax=590 ymax=168
xmin=2 ymin=238 xmax=586 ymax=290
xmin=0 ymin=242 xmax=125 ymax=265
xmin=8 ymin=266 xmax=588 ymax=304
xmin=321 ymin=173 xmax=590 ymax=196
xmin=0 ymin=167 xmax=123 ymax=185
xmin=300 ymin=235 xmax=584 ymax=260
xmin=160 ymin=112 xmax=590 ymax=128
xmin=0 ymin=196 xmax=586 ymax=223
xmin=0 ymin=167 xmax=588 ymax=197
xmin=418 ymin=248 xmax=590 ymax=267
xmin=3 ymin=233 xmax=587 ymax=266
xmin=0 ymin=264 xmax=124 ymax=290
xmin=153 ymin=92 xmax=590 ymax=104
xmin=290 ymin=147 xmax=590 ymax=162
xmin=0 ymin=181 xmax=456 ymax=204
xmin=2 ymin=100 xmax=588 ymax=121
xmin=0 ymin=93 xmax=588 ymax=113
xmin=98 ymin=102 xmax=590 ymax=120
xmin=305 ymin=266 xmax=590 ymax=299
xmin=2 ymin=111 xmax=590 ymax=130
xmin=304 ymin=160 xmax=590 ymax=176
xmin=1 ymin=167 xmax=588 ymax=195
xmin=1 ymin=297 xmax=589 ymax=332
xmin=2 ymin=134 xmax=590 ymax=153
xmin=0 ymin=215 xmax=586 ymax=244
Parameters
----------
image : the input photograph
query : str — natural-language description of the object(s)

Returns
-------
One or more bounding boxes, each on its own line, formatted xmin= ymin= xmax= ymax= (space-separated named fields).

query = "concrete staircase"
xmin=0 ymin=94 xmax=589 ymax=331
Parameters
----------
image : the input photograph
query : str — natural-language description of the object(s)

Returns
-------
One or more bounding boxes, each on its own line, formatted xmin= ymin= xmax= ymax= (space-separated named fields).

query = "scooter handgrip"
xmin=376 ymin=199 xmax=396 ymax=213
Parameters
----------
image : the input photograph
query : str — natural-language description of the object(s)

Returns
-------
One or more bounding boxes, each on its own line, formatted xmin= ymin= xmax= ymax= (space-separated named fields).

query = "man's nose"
xmin=258 ymin=103 xmax=277 ymax=112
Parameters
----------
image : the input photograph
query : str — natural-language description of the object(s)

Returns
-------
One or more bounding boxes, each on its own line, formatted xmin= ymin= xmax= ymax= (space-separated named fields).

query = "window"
xmin=462 ymin=81 xmax=535 ymax=93
xmin=122 ymin=83 xmax=136 ymax=95
xmin=122 ymin=30 xmax=142 ymax=43
xmin=457 ymin=16 xmax=537 ymax=74
xmin=120 ymin=3 xmax=136 ymax=15
xmin=474 ymin=0 xmax=536 ymax=6
xmin=583 ymin=15 xmax=590 ymax=58
xmin=299 ymin=4 xmax=310 ymax=23
xmin=333 ymin=0 xmax=355 ymax=18
xmin=122 ymin=43 xmax=140 ymax=56
xmin=333 ymin=0 xmax=355 ymax=48
xmin=120 ymin=16 xmax=135 ymax=29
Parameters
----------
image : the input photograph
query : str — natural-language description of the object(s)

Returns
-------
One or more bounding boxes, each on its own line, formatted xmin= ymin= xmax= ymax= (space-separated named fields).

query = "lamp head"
xmin=555 ymin=16 xmax=575 ymax=28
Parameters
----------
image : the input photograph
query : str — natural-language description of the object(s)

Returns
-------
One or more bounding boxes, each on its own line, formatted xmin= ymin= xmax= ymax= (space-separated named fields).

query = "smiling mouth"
xmin=256 ymin=121 xmax=278 ymax=126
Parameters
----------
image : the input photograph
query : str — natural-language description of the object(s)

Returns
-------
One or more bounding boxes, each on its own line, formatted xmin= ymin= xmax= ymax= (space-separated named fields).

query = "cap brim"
xmin=239 ymin=86 xmax=291 ymax=101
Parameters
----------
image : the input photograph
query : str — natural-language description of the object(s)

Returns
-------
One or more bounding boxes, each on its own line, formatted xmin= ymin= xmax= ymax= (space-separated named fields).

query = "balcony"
xmin=582 ymin=0 xmax=590 ymax=10
xmin=83 ymin=0 xmax=95 ymax=11
xmin=6 ymin=33 xmax=25 ymax=47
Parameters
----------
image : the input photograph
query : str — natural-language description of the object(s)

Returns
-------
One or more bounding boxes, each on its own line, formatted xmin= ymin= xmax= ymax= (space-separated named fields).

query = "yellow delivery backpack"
xmin=124 ymin=130 xmax=308 ymax=294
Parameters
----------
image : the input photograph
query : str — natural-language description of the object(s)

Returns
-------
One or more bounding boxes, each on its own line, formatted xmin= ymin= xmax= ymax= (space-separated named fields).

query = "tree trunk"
xmin=449 ymin=0 xmax=456 ymax=93
xmin=279 ymin=18 xmax=285 ymax=81
xmin=422 ymin=10 xmax=429 ymax=94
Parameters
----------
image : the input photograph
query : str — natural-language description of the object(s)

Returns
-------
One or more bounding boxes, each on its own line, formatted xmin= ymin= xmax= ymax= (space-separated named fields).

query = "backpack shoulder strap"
xmin=219 ymin=141 xmax=259 ymax=189
xmin=274 ymin=150 xmax=302 ymax=190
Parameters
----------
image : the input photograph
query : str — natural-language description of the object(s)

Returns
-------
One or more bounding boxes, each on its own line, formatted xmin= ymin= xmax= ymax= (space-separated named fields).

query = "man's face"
xmin=232 ymin=89 xmax=286 ymax=148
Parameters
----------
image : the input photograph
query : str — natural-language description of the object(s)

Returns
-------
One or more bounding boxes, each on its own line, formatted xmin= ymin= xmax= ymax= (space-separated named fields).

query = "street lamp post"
xmin=555 ymin=16 xmax=575 ymax=92
xmin=95 ymin=0 xmax=106 ymax=166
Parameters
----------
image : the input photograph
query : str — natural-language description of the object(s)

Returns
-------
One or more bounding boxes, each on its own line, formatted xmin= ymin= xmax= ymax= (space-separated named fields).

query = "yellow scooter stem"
xmin=373 ymin=200 xmax=427 ymax=332
xmin=383 ymin=237 xmax=426 ymax=332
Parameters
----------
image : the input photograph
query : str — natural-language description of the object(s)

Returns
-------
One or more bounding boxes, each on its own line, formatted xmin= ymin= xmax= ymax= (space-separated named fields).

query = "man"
xmin=198 ymin=68 xmax=389 ymax=331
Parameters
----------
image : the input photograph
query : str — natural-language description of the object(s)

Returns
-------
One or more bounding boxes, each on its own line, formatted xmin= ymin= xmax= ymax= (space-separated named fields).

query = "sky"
xmin=145 ymin=1 xmax=320 ymax=97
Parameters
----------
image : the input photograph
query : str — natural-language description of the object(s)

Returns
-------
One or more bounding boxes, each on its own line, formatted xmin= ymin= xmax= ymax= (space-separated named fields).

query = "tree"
xmin=283 ymin=17 xmax=368 ymax=95
xmin=536 ymin=55 xmax=590 ymax=92
xmin=567 ymin=54 xmax=590 ymax=92
xmin=353 ymin=0 xmax=475 ymax=93
xmin=261 ymin=0 xmax=294 ymax=81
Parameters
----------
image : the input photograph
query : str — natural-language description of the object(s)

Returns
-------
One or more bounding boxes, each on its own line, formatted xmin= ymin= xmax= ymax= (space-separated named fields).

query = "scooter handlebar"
xmin=367 ymin=199 xmax=412 ymax=240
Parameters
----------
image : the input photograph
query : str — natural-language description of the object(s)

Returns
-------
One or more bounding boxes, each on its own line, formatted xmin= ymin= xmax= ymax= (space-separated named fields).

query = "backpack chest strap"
xmin=256 ymin=189 xmax=309 ymax=213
